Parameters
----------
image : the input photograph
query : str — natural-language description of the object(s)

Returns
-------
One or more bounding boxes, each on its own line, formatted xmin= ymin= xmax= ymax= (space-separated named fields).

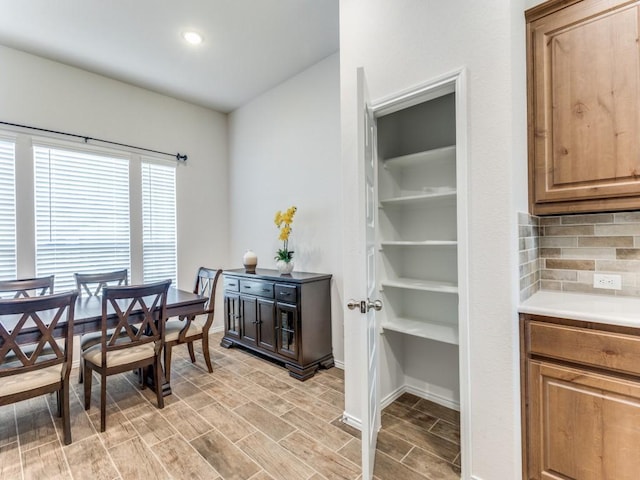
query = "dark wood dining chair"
xmin=82 ymin=280 xmax=171 ymax=432
xmin=0 ymin=291 xmax=78 ymax=445
xmin=74 ymin=269 xmax=128 ymax=297
xmin=75 ymin=269 xmax=129 ymax=384
xmin=164 ymin=268 xmax=221 ymax=382
xmin=0 ymin=275 xmax=54 ymax=298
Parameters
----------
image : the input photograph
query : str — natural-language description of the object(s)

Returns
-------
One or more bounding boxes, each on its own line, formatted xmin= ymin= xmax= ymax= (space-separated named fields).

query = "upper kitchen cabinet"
xmin=527 ymin=0 xmax=640 ymax=214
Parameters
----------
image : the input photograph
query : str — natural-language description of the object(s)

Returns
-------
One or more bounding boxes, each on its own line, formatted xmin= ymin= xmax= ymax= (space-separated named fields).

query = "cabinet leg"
xmin=220 ymin=337 xmax=233 ymax=349
xmin=319 ymin=356 xmax=335 ymax=369
xmin=286 ymin=363 xmax=319 ymax=381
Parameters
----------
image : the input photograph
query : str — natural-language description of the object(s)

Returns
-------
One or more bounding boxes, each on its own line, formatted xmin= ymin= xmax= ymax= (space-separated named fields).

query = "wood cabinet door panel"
xmin=276 ymin=302 xmax=298 ymax=360
xmin=224 ymin=293 xmax=240 ymax=339
xmin=257 ymin=298 xmax=276 ymax=352
xmin=528 ymin=360 xmax=640 ymax=480
xmin=240 ymin=295 xmax=257 ymax=344
xmin=529 ymin=0 xmax=640 ymax=212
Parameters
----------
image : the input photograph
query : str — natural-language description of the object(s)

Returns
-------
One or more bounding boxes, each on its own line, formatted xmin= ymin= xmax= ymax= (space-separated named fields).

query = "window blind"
xmin=0 ymin=139 xmax=16 ymax=281
xmin=142 ymin=161 xmax=177 ymax=285
xmin=34 ymin=146 xmax=131 ymax=291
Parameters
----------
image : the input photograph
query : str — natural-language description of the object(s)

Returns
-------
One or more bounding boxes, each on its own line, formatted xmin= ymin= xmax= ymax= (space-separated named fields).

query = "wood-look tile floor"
xmin=0 ymin=332 xmax=460 ymax=480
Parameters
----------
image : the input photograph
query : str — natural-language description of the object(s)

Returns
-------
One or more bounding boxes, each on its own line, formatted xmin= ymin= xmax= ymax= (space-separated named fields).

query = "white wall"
xmin=228 ymin=53 xmax=344 ymax=364
xmin=340 ymin=1 xmax=528 ymax=479
xmin=0 ymin=45 xmax=229 ymax=323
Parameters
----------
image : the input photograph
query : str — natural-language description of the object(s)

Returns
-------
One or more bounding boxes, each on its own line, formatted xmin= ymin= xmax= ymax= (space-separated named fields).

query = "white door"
xmin=347 ymin=67 xmax=381 ymax=480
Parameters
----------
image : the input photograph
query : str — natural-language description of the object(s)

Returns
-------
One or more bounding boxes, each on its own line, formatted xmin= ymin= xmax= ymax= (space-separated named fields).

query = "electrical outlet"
xmin=593 ymin=273 xmax=622 ymax=290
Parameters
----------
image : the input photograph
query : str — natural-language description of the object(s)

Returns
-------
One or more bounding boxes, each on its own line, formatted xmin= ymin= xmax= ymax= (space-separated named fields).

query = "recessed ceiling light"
xmin=182 ymin=31 xmax=203 ymax=45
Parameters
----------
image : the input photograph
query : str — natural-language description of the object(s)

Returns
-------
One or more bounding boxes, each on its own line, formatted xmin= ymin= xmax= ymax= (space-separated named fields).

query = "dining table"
xmin=2 ymin=286 xmax=207 ymax=396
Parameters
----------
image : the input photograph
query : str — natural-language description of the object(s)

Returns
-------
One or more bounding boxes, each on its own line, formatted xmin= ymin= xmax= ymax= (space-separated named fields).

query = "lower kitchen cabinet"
xmin=222 ymin=268 xmax=333 ymax=380
xmin=521 ymin=314 xmax=640 ymax=480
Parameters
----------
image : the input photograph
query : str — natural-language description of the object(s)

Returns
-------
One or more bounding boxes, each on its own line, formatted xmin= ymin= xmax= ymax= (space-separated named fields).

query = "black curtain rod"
xmin=0 ymin=121 xmax=187 ymax=162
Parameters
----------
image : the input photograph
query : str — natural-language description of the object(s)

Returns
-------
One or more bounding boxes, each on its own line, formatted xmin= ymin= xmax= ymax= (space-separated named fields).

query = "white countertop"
xmin=519 ymin=290 xmax=640 ymax=328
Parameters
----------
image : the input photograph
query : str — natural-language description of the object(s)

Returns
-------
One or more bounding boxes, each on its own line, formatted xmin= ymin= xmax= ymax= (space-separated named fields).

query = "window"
xmin=142 ymin=161 xmax=177 ymax=284
xmin=34 ymin=146 xmax=131 ymax=291
xmin=0 ymin=139 xmax=16 ymax=281
xmin=0 ymin=135 xmax=179 ymax=290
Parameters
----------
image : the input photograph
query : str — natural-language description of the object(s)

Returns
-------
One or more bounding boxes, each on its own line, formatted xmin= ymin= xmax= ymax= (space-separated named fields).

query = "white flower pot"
xmin=276 ymin=260 xmax=294 ymax=275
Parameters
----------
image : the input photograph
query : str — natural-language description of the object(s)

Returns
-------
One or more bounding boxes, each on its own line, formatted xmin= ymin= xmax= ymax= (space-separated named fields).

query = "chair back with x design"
xmin=0 ymin=275 xmax=55 ymax=299
xmin=0 ymin=291 xmax=77 ymax=374
xmin=99 ymin=280 xmax=171 ymax=365
xmin=198 ymin=268 xmax=221 ymax=312
xmin=0 ymin=291 xmax=78 ymax=445
xmin=75 ymin=269 xmax=128 ymax=297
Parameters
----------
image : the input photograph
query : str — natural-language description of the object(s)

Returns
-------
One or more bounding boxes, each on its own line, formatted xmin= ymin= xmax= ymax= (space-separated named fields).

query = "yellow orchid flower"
xmin=274 ymin=205 xmax=297 ymax=263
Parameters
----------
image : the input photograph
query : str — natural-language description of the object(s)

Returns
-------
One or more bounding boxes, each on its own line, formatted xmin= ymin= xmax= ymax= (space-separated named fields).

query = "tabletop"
xmin=1 ymin=287 xmax=206 ymax=341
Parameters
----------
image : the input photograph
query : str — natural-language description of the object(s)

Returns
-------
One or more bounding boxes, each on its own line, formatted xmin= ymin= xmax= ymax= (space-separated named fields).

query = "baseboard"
xmin=381 ymin=384 xmax=460 ymax=412
xmin=341 ymin=411 xmax=362 ymax=431
xmin=211 ymin=325 xmax=224 ymax=334
xmin=333 ymin=359 xmax=344 ymax=370
xmin=348 ymin=383 xmax=459 ymax=432
xmin=405 ymin=384 xmax=460 ymax=411
xmin=380 ymin=386 xmax=407 ymax=410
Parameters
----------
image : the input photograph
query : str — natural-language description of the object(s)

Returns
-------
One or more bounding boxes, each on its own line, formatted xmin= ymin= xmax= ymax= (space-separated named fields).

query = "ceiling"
xmin=0 ymin=0 xmax=339 ymax=113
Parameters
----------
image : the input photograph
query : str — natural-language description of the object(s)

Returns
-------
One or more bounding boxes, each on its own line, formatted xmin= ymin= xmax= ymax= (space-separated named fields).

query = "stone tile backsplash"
xmin=519 ymin=211 xmax=640 ymax=298
xmin=518 ymin=212 xmax=539 ymax=301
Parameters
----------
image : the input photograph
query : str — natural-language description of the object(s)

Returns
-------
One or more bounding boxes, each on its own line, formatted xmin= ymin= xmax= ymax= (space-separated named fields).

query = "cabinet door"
xmin=257 ymin=298 xmax=276 ymax=352
xmin=240 ymin=295 xmax=257 ymax=345
xmin=276 ymin=302 xmax=298 ymax=360
xmin=528 ymin=0 xmax=640 ymax=214
xmin=224 ymin=293 xmax=240 ymax=339
xmin=527 ymin=360 xmax=640 ymax=480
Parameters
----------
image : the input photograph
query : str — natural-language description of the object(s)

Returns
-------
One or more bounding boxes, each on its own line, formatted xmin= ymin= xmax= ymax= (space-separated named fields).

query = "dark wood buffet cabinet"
xmin=221 ymin=268 xmax=333 ymax=380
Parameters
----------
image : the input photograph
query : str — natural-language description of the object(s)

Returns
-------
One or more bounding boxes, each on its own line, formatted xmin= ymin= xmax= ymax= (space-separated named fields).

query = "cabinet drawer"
xmin=224 ymin=277 xmax=240 ymax=292
xmin=528 ymin=321 xmax=640 ymax=376
xmin=275 ymin=284 xmax=297 ymax=304
xmin=240 ymin=280 xmax=274 ymax=298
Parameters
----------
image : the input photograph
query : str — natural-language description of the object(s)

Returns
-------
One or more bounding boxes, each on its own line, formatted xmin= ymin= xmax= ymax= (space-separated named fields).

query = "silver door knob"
xmin=367 ymin=299 xmax=383 ymax=311
xmin=347 ymin=299 xmax=366 ymax=313
xmin=347 ymin=299 xmax=382 ymax=313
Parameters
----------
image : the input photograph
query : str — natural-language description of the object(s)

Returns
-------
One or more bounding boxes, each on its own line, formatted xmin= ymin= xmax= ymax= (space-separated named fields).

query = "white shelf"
xmin=379 ymin=190 xmax=456 ymax=207
xmin=381 ymin=317 xmax=459 ymax=345
xmin=381 ymin=277 xmax=458 ymax=294
xmin=380 ymin=240 xmax=457 ymax=248
xmin=384 ymin=145 xmax=456 ymax=169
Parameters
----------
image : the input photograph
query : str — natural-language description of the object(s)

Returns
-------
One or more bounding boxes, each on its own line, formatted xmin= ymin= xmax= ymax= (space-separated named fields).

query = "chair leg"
xmin=56 ymin=390 xmax=62 ymax=417
xmin=79 ymin=357 xmax=84 ymax=384
xmin=61 ymin=381 xmax=72 ymax=445
xmin=100 ymin=373 xmax=107 ymax=432
xmin=154 ymin=356 xmax=164 ymax=409
xmin=140 ymin=367 xmax=147 ymax=390
xmin=187 ymin=342 xmax=196 ymax=363
xmin=83 ymin=364 xmax=92 ymax=410
xmin=202 ymin=335 xmax=213 ymax=373
xmin=164 ymin=344 xmax=172 ymax=383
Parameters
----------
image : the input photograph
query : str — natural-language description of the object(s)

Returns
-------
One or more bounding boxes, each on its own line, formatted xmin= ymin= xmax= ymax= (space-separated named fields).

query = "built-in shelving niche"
xmin=373 ymin=75 xmax=465 ymax=476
